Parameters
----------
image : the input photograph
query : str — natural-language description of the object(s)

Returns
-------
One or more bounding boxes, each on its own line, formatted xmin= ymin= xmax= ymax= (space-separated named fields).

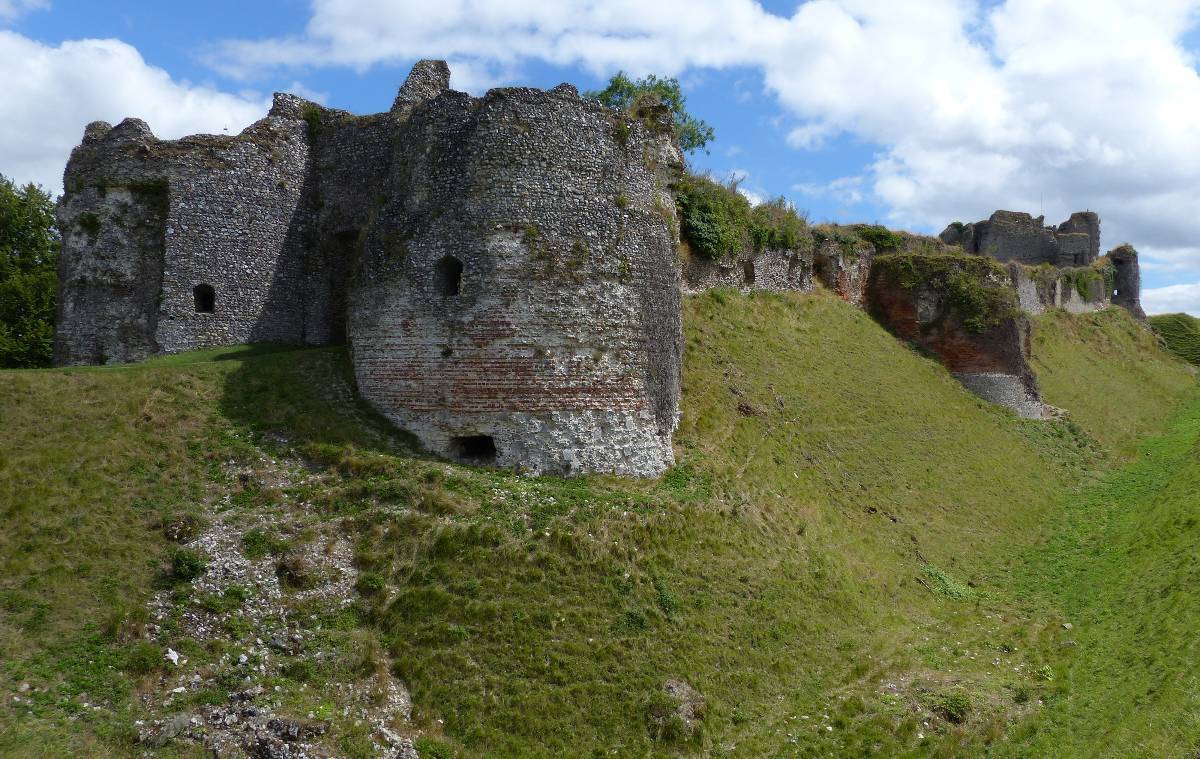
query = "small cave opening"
xmin=450 ymin=435 xmax=498 ymax=465
xmin=193 ymin=283 xmax=215 ymax=313
xmin=434 ymin=255 xmax=464 ymax=296
xmin=743 ymin=260 xmax=755 ymax=285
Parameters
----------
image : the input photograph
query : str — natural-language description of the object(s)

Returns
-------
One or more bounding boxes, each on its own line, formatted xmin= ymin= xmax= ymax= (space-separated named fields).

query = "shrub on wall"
xmin=586 ymin=72 xmax=715 ymax=154
xmin=874 ymin=252 xmax=1018 ymax=333
xmin=675 ymin=174 xmax=809 ymax=260
xmin=0 ymin=175 xmax=59 ymax=368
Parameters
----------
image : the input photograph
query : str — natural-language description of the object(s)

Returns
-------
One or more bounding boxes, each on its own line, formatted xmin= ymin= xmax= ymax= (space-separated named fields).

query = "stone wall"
xmin=940 ymin=210 xmax=1101 ymax=267
xmin=55 ymin=59 xmax=1154 ymax=474
xmin=56 ymin=104 xmax=316 ymax=364
xmin=1109 ymin=245 xmax=1146 ymax=320
xmin=347 ymin=75 xmax=684 ymax=477
xmin=813 ymin=238 xmax=874 ymax=307
xmin=55 ymin=59 xmax=686 ymax=477
xmin=1009 ymin=263 xmax=1110 ymax=316
xmin=680 ymin=245 xmax=813 ymax=294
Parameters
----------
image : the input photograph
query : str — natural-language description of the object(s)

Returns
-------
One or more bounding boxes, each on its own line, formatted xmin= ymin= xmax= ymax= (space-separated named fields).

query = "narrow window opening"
xmin=450 ymin=435 xmax=497 ymax=465
xmin=193 ymin=283 xmax=215 ymax=313
xmin=743 ymin=260 xmax=755 ymax=285
xmin=434 ymin=256 xmax=464 ymax=296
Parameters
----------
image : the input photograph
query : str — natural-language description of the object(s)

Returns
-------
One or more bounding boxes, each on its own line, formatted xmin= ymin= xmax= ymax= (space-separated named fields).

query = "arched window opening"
xmin=434 ymin=256 xmax=464 ymax=296
xmin=193 ymin=283 xmax=215 ymax=313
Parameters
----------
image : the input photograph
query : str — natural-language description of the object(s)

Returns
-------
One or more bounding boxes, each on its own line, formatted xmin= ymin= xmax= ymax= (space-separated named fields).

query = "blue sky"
xmin=4 ymin=0 xmax=1200 ymax=311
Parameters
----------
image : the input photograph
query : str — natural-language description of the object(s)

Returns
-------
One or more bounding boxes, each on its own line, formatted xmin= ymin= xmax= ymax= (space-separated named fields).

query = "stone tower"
xmin=348 ymin=70 xmax=685 ymax=476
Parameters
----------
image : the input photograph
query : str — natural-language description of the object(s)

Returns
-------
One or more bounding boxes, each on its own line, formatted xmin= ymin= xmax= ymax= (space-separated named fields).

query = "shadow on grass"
xmin=215 ymin=343 xmax=426 ymax=459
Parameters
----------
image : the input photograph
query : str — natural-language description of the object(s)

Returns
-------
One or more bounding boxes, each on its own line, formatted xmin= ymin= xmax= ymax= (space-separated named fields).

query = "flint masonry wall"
xmin=56 ymin=105 xmax=316 ymax=364
xmin=349 ymin=79 xmax=684 ymax=476
xmin=866 ymin=254 xmax=1045 ymax=419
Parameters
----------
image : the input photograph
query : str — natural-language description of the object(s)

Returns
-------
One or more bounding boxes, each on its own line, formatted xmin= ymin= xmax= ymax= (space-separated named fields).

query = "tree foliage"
xmin=586 ymin=72 xmax=715 ymax=154
xmin=0 ymin=174 xmax=59 ymax=368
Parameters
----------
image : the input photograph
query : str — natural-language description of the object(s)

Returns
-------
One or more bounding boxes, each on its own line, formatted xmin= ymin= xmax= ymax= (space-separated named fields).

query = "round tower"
xmin=348 ymin=73 xmax=684 ymax=476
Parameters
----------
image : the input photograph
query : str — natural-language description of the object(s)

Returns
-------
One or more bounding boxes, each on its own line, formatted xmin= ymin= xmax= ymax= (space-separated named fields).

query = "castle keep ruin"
xmin=56 ymin=60 xmax=684 ymax=477
xmin=55 ymin=60 xmax=1148 ymax=470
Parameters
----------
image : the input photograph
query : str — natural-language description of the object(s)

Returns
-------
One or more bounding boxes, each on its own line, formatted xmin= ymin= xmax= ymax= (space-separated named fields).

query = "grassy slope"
xmin=1001 ymin=395 xmax=1200 ymax=758
xmin=1031 ymin=308 xmax=1196 ymax=459
xmin=0 ymin=293 xmax=1195 ymax=757
xmin=1149 ymin=312 xmax=1200 ymax=367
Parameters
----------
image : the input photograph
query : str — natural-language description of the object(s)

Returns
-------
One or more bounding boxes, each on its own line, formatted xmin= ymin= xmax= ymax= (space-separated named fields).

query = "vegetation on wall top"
xmin=586 ymin=72 xmax=715 ymax=154
xmin=874 ymin=252 xmax=1018 ymax=332
xmin=674 ymin=173 xmax=810 ymax=260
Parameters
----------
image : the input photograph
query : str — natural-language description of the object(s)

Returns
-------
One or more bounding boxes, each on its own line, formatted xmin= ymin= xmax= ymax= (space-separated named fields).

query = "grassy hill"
xmin=1149 ymin=312 xmax=1200 ymax=367
xmin=0 ymin=294 xmax=1196 ymax=757
xmin=1032 ymin=308 xmax=1197 ymax=458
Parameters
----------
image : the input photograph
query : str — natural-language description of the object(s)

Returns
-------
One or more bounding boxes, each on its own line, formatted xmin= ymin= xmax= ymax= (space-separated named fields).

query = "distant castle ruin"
xmin=55 ymin=60 xmax=1146 ymax=476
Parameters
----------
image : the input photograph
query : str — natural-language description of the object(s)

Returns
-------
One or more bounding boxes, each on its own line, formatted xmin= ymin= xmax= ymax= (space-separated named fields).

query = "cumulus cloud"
xmin=0 ymin=31 xmax=269 ymax=194
xmin=1143 ymin=282 xmax=1200 ymax=315
xmin=214 ymin=0 xmax=1200 ymax=278
xmin=0 ymin=0 xmax=48 ymax=23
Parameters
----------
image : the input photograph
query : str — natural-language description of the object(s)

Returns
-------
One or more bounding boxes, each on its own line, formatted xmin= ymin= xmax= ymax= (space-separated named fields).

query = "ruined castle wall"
xmin=55 ymin=107 xmax=316 ymax=363
xmin=304 ymin=108 xmax=400 ymax=345
xmin=867 ymin=256 xmax=1045 ymax=419
xmin=813 ymin=239 xmax=874 ymax=307
xmin=56 ymin=120 xmax=171 ymax=365
xmin=55 ymin=123 xmax=169 ymax=365
xmin=1058 ymin=212 xmax=1100 ymax=263
xmin=349 ymin=84 xmax=684 ymax=476
xmin=1009 ymin=264 xmax=1110 ymax=316
xmin=1109 ymin=245 xmax=1147 ymax=320
xmin=974 ymin=211 xmax=1059 ymax=264
xmin=680 ymin=245 xmax=813 ymax=293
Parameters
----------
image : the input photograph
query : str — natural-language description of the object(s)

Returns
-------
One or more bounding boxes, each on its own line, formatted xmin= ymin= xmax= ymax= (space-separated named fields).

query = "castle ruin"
xmin=54 ymin=60 xmax=1148 ymax=472
xmin=56 ymin=60 xmax=683 ymax=477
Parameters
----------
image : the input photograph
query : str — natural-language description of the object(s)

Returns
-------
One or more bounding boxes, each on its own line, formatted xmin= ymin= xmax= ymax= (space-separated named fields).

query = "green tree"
xmin=586 ymin=72 xmax=715 ymax=154
xmin=0 ymin=174 xmax=59 ymax=368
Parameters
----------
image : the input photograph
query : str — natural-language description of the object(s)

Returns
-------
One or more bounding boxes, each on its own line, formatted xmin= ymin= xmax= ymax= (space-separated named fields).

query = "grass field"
xmin=0 ymin=294 xmax=1196 ymax=757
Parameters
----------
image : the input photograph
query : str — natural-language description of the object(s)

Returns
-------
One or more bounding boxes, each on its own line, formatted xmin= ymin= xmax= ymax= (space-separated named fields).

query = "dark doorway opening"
xmin=743 ymin=260 xmax=755 ymax=285
xmin=435 ymin=256 xmax=464 ymax=296
xmin=193 ymin=283 xmax=215 ymax=313
xmin=450 ymin=435 xmax=497 ymax=465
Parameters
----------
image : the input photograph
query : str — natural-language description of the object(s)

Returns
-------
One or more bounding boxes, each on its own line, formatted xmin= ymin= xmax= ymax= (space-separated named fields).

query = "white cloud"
xmin=794 ymin=176 xmax=865 ymax=206
xmin=214 ymin=0 xmax=1200 ymax=281
xmin=0 ymin=0 xmax=48 ymax=23
xmin=0 ymin=31 xmax=269 ymax=194
xmin=1143 ymin=282 xmax=1200 ymax=315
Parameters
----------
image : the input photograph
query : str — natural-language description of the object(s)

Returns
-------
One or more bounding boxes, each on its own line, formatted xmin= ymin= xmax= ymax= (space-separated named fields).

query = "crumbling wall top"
xmin=391 ymin=59 xmax=452 ymax=113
